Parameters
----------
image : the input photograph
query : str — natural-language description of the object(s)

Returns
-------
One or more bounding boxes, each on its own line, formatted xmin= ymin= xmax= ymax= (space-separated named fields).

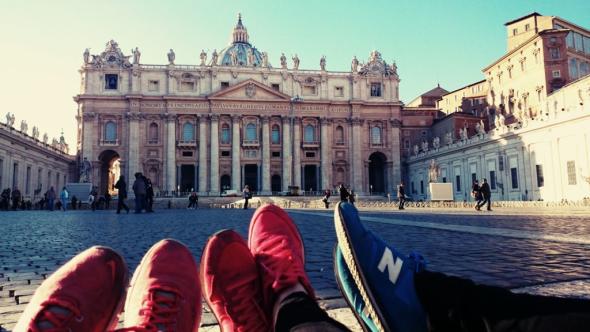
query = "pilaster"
xmin=282 ymin=116 xmax=292 ymax=190
xmin=210 ymin=114 xmax=220 ymax=194
xmin=198 ymin=115 xmax=208 ymax=194
xmin=261 ymin=116 xmax=271 ymax=194
xmin=231 ymin=115 xmax=241 ymax=191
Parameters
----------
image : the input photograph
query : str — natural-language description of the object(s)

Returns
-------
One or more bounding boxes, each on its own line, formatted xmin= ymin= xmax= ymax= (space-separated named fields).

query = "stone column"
xmin=390 ymin=119 xmax=402 ymax=191
xmin=231 ymin=115 xmax=241 ymax=191
xmin=281 ymin=116 xmax=292 ymax=191
xmin=320 ymin=117 xmax=331 ymax=190
xmin=210 ymin=114 xmax=220 ymax=194
xmin=81 ymin=112 xmax=95 ymax=162
xmin=261 ymin=116 xmax=271 ymax=194
xmin=128 ymin=112 xmax=141 ymax=194
xmin=351 ymin=118 xmax=363 ymax=192
xmin=198 ymin=115 xmax=208 ymax=194
xmin=293 ymin=117 xmax=301 ymax=189
xmin=165 ymin=114 xmax=176 ymax=193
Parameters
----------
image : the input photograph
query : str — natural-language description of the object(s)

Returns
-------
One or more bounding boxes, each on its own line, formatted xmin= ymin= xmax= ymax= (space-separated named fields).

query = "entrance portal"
xmin=271 ymin=174 xmax=281 ymax=192
xmin=220 ymin=175 xmax=231 ymax=192
xmin=303 ymin=165 xmax=318 ymax=192
xmin=244 ymin=164 xmax=258 ymax=192
xmin=98 ymin=150 xmax=120 ymax=195
xmin=180 ymin=165 xmax=195 ymax=192
xmin=368 ymin=152 xmax=386 ymax=194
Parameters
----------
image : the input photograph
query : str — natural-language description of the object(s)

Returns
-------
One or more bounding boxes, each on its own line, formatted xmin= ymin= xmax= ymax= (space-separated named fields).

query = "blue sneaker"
xmin=334 ymin=245 xmax=379 ymax=332
xmin=334 ymin=201 xmax=428 ymax=332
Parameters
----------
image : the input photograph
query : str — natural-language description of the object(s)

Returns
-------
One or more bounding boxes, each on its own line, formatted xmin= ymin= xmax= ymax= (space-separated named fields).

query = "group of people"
xmin=0 ymin=186 xmax=76 ymax=211
xmin=16 ymin=202 xmax=590 ymax=332
xmin=472 ymin=178 xmax=492 ymax=211
xmin=113 ymin=173 xmax=155 ymax=214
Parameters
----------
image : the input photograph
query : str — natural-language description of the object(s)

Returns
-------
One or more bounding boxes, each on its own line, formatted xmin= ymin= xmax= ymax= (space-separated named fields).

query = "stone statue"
xmin=32 ymin=126 xmax=39 ymax=139
xmin=292 ymin=54 xmax=300 ymax=70
xmin=83 ymin=48 xmax=90 ymax=64
xmin=91 ymin=55 xmax=103 ymax=67
xmin=167 ymin=49 xmax=175 ymax=65
xmin=475 ymin=121 xmax=481 ymax=135
xmin=42 ymin=133 xmax=48 ymax=144
xmin=262 ymin=52 xmax=269 ymax=68
xmin=132 ymin=47 xmax=141 ymax=64
xmin=80 ymin=157 xmax=92 ymax=183
xmin=5 ymin=112 xmax=15 ymax=127
xmin=51 ymin=138 xmax=59 ymax=148
xmin=230 ymin=49 xmax=238 ymax=66
xmin=20 ymin=120 xmax=28 ymax=134
xmin=413 ymin=144 xmax=419 ymax=156
xmin=351 ymin=56 xmax=359 ymax=72
xmin=432 ymin=136 xmax=440 ymax=149
xmin=445 ymin=131 xmax=453 ymax=145
xmin=211 ymin=49 xmax=218 ymax=66
xmin=477 ymin=119 xmax=486 ymax=135
xmin=460 ymin=127 xmax=469 ymax=141
xmin=428 ymin=159 xmax=440 ymax=183
xmin=320 ymin=56 xmax=326 ymax=71
xmin=421 ymin=140 xmax=429 ymax=152
xmin=200 ymin=49 xmax=207 ymax=66
xmin=495 ymin=113 xmax=506 ymax=129
xmin=280 ymin=53 xmax=287 ymax=69
xmin=247 ymin=49 xmax=255 ymax=66
xmin=390 ymin=61 xmax=398 ymax=74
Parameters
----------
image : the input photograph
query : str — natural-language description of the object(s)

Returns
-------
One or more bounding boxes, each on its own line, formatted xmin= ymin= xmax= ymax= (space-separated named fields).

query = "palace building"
xmin=75 ymin=15 xmax=403 ymax=196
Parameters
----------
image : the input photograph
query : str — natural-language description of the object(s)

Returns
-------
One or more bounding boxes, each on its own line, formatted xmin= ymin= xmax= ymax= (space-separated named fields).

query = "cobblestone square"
xmin=1 ymin=206 xmax=590 ymax=331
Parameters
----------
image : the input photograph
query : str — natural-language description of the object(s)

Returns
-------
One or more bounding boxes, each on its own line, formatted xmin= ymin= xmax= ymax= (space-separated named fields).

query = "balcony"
xmin=242 ymin=140 xmax=260 ymax=148
xmin=176 ymin=140 xmax=197 ymax=148
xmin=301 ymin=140 xmax=320 ymax=149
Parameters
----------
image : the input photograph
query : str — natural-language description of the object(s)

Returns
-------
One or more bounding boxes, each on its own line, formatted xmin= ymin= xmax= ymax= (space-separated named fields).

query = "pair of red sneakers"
xmin=15 ymin=204 xmax=313 ymax=332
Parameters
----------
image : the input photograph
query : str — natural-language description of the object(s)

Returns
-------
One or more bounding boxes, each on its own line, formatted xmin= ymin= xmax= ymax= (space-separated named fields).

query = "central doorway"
xmin=180 ymin=165 xmax=195 ymax=192
xmin=244 ymin=164 xmax=258 ymax=192
xmin=303 ymin=165 xmax=318 ymax=192
xmin=98 ymin=150 xmax=120 ymax=195
xmin=368 ymin=152 xmax=386 ymax=194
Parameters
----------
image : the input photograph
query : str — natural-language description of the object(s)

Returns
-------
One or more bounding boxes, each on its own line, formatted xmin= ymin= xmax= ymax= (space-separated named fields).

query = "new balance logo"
xmin=377 ymin=247 xmax=403 ymax=284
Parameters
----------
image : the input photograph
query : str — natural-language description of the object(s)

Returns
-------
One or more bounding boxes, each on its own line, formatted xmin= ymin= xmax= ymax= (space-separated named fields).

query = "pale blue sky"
xmin=0 ymin=0 xmax=588 ymax=148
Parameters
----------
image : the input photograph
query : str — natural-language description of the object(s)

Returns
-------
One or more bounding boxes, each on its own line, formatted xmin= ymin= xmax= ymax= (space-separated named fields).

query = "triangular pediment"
xmin=208 ymin=79 xmax=291 ymax=101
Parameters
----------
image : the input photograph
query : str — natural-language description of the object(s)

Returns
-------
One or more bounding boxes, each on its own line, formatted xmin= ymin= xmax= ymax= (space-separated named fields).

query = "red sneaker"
xmin=201 ymin=229 xmax=269 ymax=332
xmin=120 ymin=239 xmax=201 ymax=332
xmin=15 ymin=246 xmax=128 ymax=332
xmin=248 ymin=204 xmax=314 ymax=312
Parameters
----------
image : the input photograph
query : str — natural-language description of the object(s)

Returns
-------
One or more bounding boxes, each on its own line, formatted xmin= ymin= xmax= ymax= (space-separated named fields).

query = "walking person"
xmin=477 ymin=178 xmax=492 ymax=211
xmin=145 ymin=178 xmax=154 ymax=213
xmin=46 ymin=186 xmax=56 ymax=211
xmin=59 ymin=186 xmax=69 ymax=211
xmin=11 ymin=187 xmax=22 ymax=210
xmin=339 ymin=184 xmax=349 ymax=202
xmin=132 ymin=172 xmax=146 ymax=214
xmin=242 ymin=185 xmax=251 ymax=209
xmin=88 ymin=192 xmax=96 ymax=211
xmin=114 ymin=175 xmax=129 ymax=214
xmin=397 ymin=182 xmax=406 ymax=210
xmin=187 ymin=192 xmax=197 ymax=209
xmin=472 ymin=180 xmax=483 ymax=211
xmin=322 ymin=188 xmax=331 ymax=209
xmin=348 ymin=189 xmax=356 ymax=206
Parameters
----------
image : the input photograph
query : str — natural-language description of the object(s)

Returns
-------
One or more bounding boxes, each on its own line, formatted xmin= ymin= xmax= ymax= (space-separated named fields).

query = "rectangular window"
xmin=567 ymin=161 xmax=577 ymax=185
xmin=566 ymin=32 xmax=575 ymax=49
xmin=370 ymin=83 xmax=381 ymax=97
xmin=271 ymin=83 xmax=280 ymax=91
xmin=584 ymin=36 xmax=590 ymax=55
xmin=411 ymin=182 xmax=415 ymax=194
xmin=510 ymin=167 xmax=519 ymax=189
xmin=148 ymin=80 xmax=159 ymax=92
xmin=47 ymin=171 xmax=51 ymax=190
xmin=525 ymin=23 xmax=530 ymax=31
xmin=574 ymin=32 xmax=584 ymax=52
xmin=536 ymin=164 xmax=544 ymax=188
xmin=420 ymin=180 xmax=424 ymax=194
xmin=442 ymin=177 xmax=447 ymax=183
xmin=455 ymin=175 xmax=461 ymax=192
xmin=221 ymin=151 xmax=230 ymax=157
xmin=0 ymin=158 xmax=3 ymax=188
xmin=552 ymin=70 xmax=561 ymax=78
xmin=37 ymin=168 xmax=42 ymax=192
xmin=489 ymin=171 xmax=497 ymax=190
xmin=220 ymin=82 xmax=230 ymax=89
xmin=181 ymin=151 xmax=193 ymax=157
xmin=180 ymin=81 xmax=194 ymax=91
xmin=569 ymin=58 xmax=579 ymax=80
xmin=580 ymin=62 xmax=590 ymax=77
xmin=26 ymin=166 xmax=31 ymax=195
xmin=471 ymin=173 xmax=477 ymax=184
xmin=104 ymin=74 xmax=118 ymax=90
xmin=550 ymin=47 xmax=560 ymax=59
xmin=271 ymin=151 xmax=281 ymax=158
xmin=305 ymin=152 xmax=316 ymax=158
xmin=303 ymin=86 xmax=316 ymax=95
xmin=513 ymin=28 xmax=518 ymax=36
xmin=13 ymin=163 xmax=18 ymax=188
xmin=335 ymin=86 xmax=344 ymax=97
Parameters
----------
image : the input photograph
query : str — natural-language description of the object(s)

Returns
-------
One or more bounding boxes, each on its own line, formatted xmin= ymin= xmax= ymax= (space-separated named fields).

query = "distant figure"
xmin=348 ymin=189 xmax=356 ymax=206
xmin=104 ymin=191 xmax=111 ymax=210
xmin=322 ymin=189 xmax=331 ymax=209
xmin=70 ymin=195 xmax=78 ymax=210
xmin=145 ymin=178 xmax=154 ymax=213
xmin=242 ymin=185 xmax=251 ymax=209
xmin=472 ymin=180 xmax=482 ymax=211
xmin=132 ymin=173 xmax=147 ymax=214
xmin=46 ymin=187 xmax=56 ymax=211
xmin=1 ymin=188 xmax=11 ymax=210
xmin=11 ymin=187 xmax=22 ymax=211
xmin=114 ymin=175 xmax=129 ymax=214
xmin=88 ymin=193 xmax=96 ymax=211
xmin=187 ymin=192 xmax=198 ymax=209
xmin=477 ymin=178 xmax=492 ymax=211
xmin=59 ymin=187 xmax=69 ymax=212
xmin=397 ymin=182 xmax=406 ymax=210
xmin=339 ymin=184 xmax=349 ymax=202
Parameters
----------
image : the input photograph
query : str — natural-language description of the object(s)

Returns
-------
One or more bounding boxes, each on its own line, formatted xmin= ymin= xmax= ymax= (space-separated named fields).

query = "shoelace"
xmin=225 ymin=273 xmax=269 ymax=331
xmin=116 ymin=289 xmax=181 ymax=332
xmin=29 ymin=300 xmax=82 ymax=332
xmin=256 ymin=235 xmax=306 ymax=296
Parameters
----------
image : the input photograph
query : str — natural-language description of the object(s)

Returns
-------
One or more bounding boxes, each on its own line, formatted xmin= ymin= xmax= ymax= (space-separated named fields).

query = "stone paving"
xmin=1 ymin=206 xmax=590 ymax=331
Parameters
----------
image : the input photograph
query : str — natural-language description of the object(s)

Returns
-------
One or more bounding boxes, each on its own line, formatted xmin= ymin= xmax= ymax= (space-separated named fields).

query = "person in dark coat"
xmin=339 ymin=184 xmax=349 ymax=202
xmin=132 ymin=173 xmax=147 ymax=213
xmin=46 ymin=187 xmax=56 ymax=211
xmin=11 ymin=187 xmax=22 ymax=210
xmin=397 ymin=182 xmax=406 ymax=210
xmin=145 ymin=178 xmax=154 ymax=213
xmin=114 ymin=175 xmax=129 ymax=214
xmin=322 ymin=189 xmax=331 ymax=209
xmin=477 ymin=178 xmax=492 ymax=211
xmin=242 ymin=185 xmax=251 ymax=209
xmin=472 ymin=180 xmax=483 ymax=211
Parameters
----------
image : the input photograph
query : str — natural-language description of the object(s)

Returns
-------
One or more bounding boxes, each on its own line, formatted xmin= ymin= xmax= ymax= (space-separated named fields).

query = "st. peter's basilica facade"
xmin=75 ymin=15 xmax=403 ymax=195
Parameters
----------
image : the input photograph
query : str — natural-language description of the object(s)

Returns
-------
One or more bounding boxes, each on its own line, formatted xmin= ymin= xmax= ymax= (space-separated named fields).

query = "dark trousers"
xmin=398 ymin=197 xmax=405 ymax=209
xmin=117 ymin=198 xmax=129 ymax=213
xmin=415 ymin=271 xmax=590 ymax=332
xmin=477 ymin=195 xmax=491 ymax=210
xmin=146 ymin=196 xmax=154 ymax=212
xmin=243 ymin=198 xmax=249 ymax=209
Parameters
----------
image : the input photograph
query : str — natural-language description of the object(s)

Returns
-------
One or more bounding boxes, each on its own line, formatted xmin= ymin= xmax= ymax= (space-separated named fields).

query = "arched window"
xmin=221 ymin=123 xmax=230 ymax=144
xmin=149 ymin=123 xmax=159 ymax=143
xmin=104 ymin=121 xmax=117 ymax=142
xmin=246 ymin=123 xmax=257 ymax=141
xmin=371 ymin=126 xmax=382 ymax=144
xmin=304 ymin=124 xmax=315 ymax=142
xmin=271 ymin=125 xmax=280 ymax=144
xmin=335 ymin=126 xmax=344 ymax=144
xmin=182 ymin=122 xmax=194 ymax=141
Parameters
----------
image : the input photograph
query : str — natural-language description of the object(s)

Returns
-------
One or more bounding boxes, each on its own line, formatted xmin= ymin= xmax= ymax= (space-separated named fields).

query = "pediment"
xmin=208 ymin=79 xmax=291 ymax=101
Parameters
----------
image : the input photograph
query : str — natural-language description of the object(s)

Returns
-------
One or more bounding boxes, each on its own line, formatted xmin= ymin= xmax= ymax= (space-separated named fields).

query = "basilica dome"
xmin=215 ymin=14 xmax=267 ymax=67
